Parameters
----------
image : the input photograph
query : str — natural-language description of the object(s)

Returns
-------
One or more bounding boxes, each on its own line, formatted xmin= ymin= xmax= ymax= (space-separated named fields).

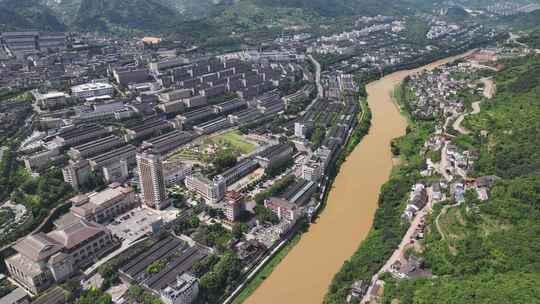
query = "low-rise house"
xmin=401 ymin=184 xmax=428 ymax=222
xmin=474 ymin=175 xmax=500 ymax=201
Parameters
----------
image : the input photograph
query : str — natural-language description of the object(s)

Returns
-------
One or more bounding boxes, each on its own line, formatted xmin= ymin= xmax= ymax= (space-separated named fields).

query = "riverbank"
xmin=242 ymin=50 xmax=475 ymax=304
xmin=324 ymin=50 xmax=475 ymax=303
xmin=229 ymin=94 xmax=371 ymax=304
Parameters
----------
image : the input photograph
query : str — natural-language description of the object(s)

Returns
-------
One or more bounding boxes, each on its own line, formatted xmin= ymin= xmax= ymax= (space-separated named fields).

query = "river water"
xmin=245 ymin=52 xmax=475 ymax=304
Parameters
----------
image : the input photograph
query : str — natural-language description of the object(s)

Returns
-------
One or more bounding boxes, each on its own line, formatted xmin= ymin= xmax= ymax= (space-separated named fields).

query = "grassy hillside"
xmin=382 ymin=54 xmax=540 ymax=303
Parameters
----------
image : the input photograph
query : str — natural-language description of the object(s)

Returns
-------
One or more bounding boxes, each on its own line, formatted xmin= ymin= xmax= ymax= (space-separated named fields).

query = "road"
xmin=452 ymin=100 xmax=482 ymax=135
xmin=435 ymin=201 xmax=463 ymax=242
xmin=469 ymin=62 xmax=499 ymax=72
xmin=297 ymin=55 xmax=323 ymax=117
xmin=361 ymin=190 xmax=433 ymax=303
xmin=508 ymin=32 xmax=529 ymax=48
xmin=308 ymin=54 xmax=323 ymax=99
xmin=481 ymin=77 xmax=496 ymax=99
xmin=438 ymin=141 xmax=452 ymax=182
xmin=452 ymin=78 xmax=490 ymax=136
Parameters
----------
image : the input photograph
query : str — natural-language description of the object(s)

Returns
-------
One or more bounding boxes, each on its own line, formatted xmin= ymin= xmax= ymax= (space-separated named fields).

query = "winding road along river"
xmin=245 ymin=51 xmax=475 ymax=304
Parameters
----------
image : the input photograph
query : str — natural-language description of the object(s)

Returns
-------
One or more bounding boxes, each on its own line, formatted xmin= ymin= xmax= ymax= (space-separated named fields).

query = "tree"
xmin=75 ymin=289 xmax=111 ymax=304
xmin=173 ymin=215 xmax=200 ymax=235
xmin=232 ymin=223 xmax=244 ymax=239
xmin=199 ymin=251 xmax=242 ymax=303
xmin=254 ymin=205 xmax=279 ymax=224
xmin=212 ymin=149 xmax=237 ymax=173
xmin=171 ymin=192 xmax=186 ymax=208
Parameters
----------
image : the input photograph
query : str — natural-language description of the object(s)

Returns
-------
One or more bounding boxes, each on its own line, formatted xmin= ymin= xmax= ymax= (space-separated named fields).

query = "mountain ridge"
xmin=0 ymin=0 xmax=425 ymax=34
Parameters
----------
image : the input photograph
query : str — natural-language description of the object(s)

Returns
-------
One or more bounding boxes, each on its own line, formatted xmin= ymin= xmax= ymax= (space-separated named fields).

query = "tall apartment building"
xmin=137 ymin=151 xmax=169 ymax=210
xmin=62 ymin=159 xmax=91 ymax=191
xmin=224 ymin=191 xmax=245 ymax=222
xmin=184 ymin=173 xmax=226 ymax=204
xmin=294 ymin=121 xmax=312 ymax=139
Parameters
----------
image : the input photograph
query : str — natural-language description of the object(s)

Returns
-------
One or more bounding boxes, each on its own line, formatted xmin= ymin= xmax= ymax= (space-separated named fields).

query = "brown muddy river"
xmin=245 ymin=52 xmax=475 ymax=304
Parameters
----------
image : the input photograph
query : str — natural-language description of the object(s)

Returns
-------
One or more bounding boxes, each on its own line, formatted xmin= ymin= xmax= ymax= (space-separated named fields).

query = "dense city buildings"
xmin=0 ymin=7 xmax=514 ymax=303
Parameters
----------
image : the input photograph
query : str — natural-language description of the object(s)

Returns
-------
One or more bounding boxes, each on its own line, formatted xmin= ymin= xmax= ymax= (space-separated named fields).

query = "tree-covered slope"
xmin=382 ymin=54 xmax=540 ymax=304
xmin=500 ymin=9 xmax=540 ymax=31
xmin=0 ymin=0 xmax=429 ymax=34
xmin=74 ymin=0 xmax=181 ymax=33
xmin=251 ymin=0 xmax=421 ymax=17
xmin=0 ymin=0 xmax=65 ymax=31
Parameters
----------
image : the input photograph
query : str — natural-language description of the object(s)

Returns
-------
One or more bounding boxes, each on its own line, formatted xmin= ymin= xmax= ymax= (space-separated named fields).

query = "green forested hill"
xmin=0 ymin=0 xmax=428 ymax=34
xmin=74 ymin=0 xmax=181 ymax=33
xmin=382 ymin=55 xmax=540 ymax=304
xmin=0 ymin=0 xmax=65 ymax=31
xmin=500 ymin=9 xmax=540 ymax=31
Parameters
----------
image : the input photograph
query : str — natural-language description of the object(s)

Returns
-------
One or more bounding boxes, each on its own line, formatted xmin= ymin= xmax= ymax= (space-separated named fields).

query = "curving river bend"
xmin=245 ymin=51 xmax=475 ymax=304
